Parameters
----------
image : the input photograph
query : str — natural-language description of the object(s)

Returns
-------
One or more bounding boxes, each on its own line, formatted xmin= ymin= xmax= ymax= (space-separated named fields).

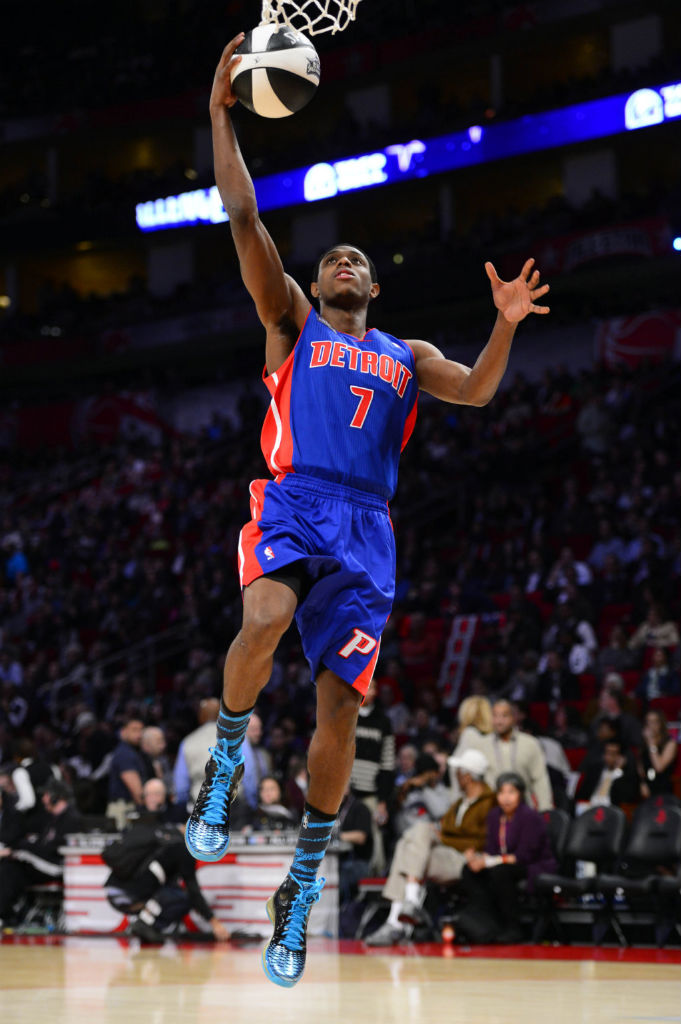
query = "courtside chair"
xmin=528 ymin=808 xmax=571 ymax=942
xmin=596 ymin=802 xmax=681 ymax=946
xmin=533 ymin=805 xmax=627 ymax=944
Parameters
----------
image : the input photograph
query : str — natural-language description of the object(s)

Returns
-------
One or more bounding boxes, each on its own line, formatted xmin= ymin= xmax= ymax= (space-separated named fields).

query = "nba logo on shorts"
xmin=264 ymin=546 xmax=275 ymax=560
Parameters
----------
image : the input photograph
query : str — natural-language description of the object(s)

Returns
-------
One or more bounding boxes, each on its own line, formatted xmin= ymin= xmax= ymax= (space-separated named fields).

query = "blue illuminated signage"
xmin=624 ymin=83 xmax=681 ymax=130
xmin=136 ymin=188 xmax=228 ymax=229
xmin=136 ymin=81 xmax=681 ymax=232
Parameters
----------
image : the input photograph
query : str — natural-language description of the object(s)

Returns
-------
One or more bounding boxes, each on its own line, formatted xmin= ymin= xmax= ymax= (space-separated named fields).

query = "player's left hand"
xmin=485 ymin=258 xmax=550 ymax=324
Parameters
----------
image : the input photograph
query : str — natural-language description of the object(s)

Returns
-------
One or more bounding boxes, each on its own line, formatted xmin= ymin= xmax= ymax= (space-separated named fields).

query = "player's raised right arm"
xmin=210 ymin=37 xmax=309 ymax=360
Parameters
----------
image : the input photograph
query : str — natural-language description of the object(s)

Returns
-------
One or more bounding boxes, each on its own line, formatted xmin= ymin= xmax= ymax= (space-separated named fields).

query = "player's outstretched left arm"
xmin=409 ymin=258 xmax=550 ymax=406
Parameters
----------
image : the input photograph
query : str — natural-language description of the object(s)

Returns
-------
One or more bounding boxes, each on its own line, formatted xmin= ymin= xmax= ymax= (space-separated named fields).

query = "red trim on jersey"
xmin=260 ymin=405 xmax=278 ymax=475
xmin=262 ymin=306 xmax=312 ymax=393
xmin=351 ymin=636 xmax=382 ymax=698
xmin=400 ymin=393 xmax=418 ymax=452
xmin=275 ymin=356 xmax=295 ymax=472
xmin=260 ymin=307 xmax=312 ymax=476
xmin=260 ymin=360 xmax=295 ymax=476
xmin=239 ymin=480 xmax=267 ymax=588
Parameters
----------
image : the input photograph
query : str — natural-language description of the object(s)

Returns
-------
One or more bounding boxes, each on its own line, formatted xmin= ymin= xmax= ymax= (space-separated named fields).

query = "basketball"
xmin=230 ymin=25 xmax=321 ymax=119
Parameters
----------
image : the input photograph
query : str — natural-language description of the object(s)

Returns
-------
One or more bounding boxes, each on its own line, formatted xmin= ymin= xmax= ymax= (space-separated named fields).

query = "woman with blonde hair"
xmin=458 ymin=696 xmax=493 ymax=737
xmin=447 ymin=697 xmax=493 ymax=797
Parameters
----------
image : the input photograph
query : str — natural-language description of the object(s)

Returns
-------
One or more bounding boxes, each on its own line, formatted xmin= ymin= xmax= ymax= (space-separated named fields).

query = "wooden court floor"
xmin=2 ymin=937 xmax=680 ymax=1024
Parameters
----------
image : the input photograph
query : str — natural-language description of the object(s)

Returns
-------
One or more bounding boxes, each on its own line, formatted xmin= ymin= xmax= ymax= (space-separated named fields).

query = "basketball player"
xmin=186 ymin=34 xmax=550 ymax=987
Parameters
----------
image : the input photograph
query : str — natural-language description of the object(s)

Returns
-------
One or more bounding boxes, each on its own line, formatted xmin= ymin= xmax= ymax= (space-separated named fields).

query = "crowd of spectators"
xmin=3 ymin=0 xmax=676 ymax=124
xmin=0 ymin=345 xmax=679 ymax=935
xmin=1 ymin=0 xmax=677 ymax=350
xmin=1 ymin=0 xmax=679 ymax=942
xmin=2 ymin=178 xmax=679 ymax=357
xmin=2 ymin=36 xmax=677 ymax=227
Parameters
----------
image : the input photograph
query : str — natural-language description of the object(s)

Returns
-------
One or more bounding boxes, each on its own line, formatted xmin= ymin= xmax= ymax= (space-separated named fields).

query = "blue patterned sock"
xmin=216 ymin=700 xmax=254 ymax=760
xmin=290 ymin=803 xmax=336 ymax=887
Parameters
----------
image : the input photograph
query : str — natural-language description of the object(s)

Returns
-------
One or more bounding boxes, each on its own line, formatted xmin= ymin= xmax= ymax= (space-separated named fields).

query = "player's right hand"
xmin=209 ymin=33 xmax=245 ymax=112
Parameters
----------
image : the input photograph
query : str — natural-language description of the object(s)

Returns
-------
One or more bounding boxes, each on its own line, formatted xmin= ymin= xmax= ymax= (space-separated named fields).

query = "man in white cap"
xmin=365 ymin=748 xmax=495 ymax=945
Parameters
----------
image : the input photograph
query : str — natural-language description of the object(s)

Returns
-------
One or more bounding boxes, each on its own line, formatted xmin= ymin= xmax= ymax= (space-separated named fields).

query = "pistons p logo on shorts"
xmin=337 ymin=629 xmax=377 ymax=659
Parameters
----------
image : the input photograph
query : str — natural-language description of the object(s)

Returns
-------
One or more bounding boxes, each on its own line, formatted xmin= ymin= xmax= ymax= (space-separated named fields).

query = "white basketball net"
xmin=261 ymin=0 xmax=363 ymax=36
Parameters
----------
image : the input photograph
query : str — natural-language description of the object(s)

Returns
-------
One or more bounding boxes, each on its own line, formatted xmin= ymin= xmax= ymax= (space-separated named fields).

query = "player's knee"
xmin=241 ymin=594 xmax=294 ymax=650
xmin=317 ymin=674 xmax=361 ymax=733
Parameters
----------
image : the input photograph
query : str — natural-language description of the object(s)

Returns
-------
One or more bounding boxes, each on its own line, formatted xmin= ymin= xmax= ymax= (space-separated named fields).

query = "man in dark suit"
xmin=576 ymin=738 xmax=639 ymax=807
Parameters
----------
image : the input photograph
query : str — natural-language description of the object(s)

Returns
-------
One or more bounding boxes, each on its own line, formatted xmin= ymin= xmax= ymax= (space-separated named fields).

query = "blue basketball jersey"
xmin=260 ymin=306 xmax=419 ymax=499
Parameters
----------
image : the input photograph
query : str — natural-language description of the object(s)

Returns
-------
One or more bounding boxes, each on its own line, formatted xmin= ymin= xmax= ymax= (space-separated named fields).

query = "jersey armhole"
xmin=262 ymin=305 xmax=314 ymax=393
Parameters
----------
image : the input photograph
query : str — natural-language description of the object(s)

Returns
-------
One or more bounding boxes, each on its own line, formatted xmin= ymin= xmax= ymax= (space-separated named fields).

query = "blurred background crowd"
xmin=0 ymin=0 xmax=679 ymax=939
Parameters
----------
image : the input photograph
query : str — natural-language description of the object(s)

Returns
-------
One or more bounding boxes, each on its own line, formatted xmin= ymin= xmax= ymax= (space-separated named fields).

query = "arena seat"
xmin=597 ymin=603 xmax=634 ymax=643
xmin=562 ymin=535 xmax=592 ymax=559
xmin=529 ymin=702 xmax=550 ymax=731
xmin=564 ymin=748 xmax=586 ymax=770
xmin=425 ymin=617 xmax=445 ymax=648
xmin=578 ymin=673 xmax=598 ymax=700
xmin=648 ymin=696 xmax=681 ymax=721
xmin=525 ymin=592 xmax=555 ymax=622
xmin=565 ymin=698 xmax=590 ymax=721
xmin=533 ymin=805 xmax=627 ymax=944
xmin=621 ymin=670 xmax=641 ymax=693
xmin=20 ymin=882 xmax=65 ymax=933
xmin=528 ymin=808 xmax=572 ymax=941
xmin=353 ymin=877 xmax=388 ymax=938
xmin=596 ymin=803 xmax=681 ymax=946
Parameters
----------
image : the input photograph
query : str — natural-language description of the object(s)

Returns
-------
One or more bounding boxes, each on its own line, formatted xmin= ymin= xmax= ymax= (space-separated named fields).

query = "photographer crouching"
xmin=104 ymin=778 xmax=228 ymax=943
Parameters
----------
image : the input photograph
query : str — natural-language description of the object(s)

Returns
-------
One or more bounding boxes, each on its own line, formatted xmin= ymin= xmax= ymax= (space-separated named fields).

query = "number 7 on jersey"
xmin=349 ymin=386 xmax=374 ymax=429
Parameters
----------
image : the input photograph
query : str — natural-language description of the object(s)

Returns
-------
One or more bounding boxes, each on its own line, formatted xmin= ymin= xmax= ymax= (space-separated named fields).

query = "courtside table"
xmin=60 ymin=832 xmax=344 ymax=937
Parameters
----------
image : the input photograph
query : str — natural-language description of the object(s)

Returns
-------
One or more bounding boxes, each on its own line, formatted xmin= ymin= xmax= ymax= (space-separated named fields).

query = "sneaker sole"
xmin=184 ymin=831 xmax=230 ymax=863
xmin=260 ymin=895 xmax=300 ymax=989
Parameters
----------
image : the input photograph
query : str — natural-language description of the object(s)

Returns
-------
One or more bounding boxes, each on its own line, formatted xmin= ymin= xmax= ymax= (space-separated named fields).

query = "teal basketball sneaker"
xmin=261 ymin=874 xmax=326 ymax=987
xmin=185 ymin=739 xmax=244 ymax=862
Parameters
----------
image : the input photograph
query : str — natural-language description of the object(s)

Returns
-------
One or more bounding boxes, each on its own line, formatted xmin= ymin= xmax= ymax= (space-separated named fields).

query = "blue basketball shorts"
xmin=238 ymin=472 xmax=395 ymax=697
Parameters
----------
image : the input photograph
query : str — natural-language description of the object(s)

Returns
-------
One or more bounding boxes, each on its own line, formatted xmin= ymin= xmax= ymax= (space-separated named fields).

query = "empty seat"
xmin=596 ymin=802 xmax=681 ymax=945
xmin=533 ymin=805 xmax=627 ymax=944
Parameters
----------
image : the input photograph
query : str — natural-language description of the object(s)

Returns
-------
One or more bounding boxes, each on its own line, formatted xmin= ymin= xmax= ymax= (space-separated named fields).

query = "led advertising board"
xmin=135 ymin=82 xmax=681 ymax=232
